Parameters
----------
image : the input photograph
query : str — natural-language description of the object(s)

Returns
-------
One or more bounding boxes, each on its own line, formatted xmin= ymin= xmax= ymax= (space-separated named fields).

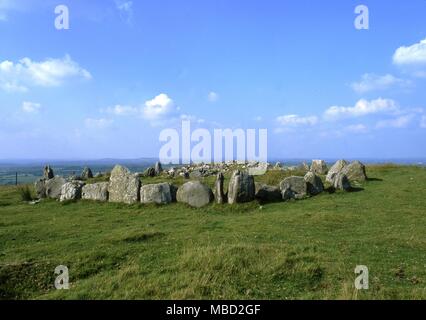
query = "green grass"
xmin=0 ymin=165 xmax=425 ymax=300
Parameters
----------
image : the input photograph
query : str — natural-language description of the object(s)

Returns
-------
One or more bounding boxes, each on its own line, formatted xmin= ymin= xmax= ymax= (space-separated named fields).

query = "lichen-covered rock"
xmin=176 ymin=181 xmax=214 ymax=208
xmin=304 ymin=172 xmax=324 ymax=196
xmin=310 ymin=160 xmax=328 ymax=175
xmin=214 ymin=173 xmax=226 ymax=204
xmin=154 ymin=162 xmax=163 ymax=175
xmin=60 ymin=181 xmax=85 ymax=202
xmin=279 ymin=176 xmax=307 ymax=200
xmin=81 ymin=167 xmax=93 ymax=180
xmin=255 ymin=184 xmax=282 ymax=203
xmin=140 ymin=183 xmax=172 ymax=204
xmin=45 ymin=176 xmax=66 ymax=199
xmin=342 ymin=161 xmax=368 ymax=182
xmin=228 ymin=170 xmax=255 ymax=204
xmin=143 ymin=167 xmax=156 ymax=178
xmin=333 ymin=172 xmax=352 ymax=191
xmin=82 ymin=182 xmax=109 ymax=202
xmin=34 ymin=179 xmax=46 ymax=199
xmin=326 ymin=160 xmax=348 ymax=183
xmin=108 ymin=165 xmax=140 ymax=204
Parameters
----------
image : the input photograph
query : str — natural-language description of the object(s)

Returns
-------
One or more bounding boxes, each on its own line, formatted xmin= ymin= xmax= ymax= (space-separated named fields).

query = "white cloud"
xmin=351 ymin=74 xmax=410 ymax=94
xmin=324 ymin=98 xmax=398 ymax=121
xmin=276 ymin=114 xmax=318 ymax=127
xmin=104 ymin=104 xmax=138 ymax=116
xmin=115 ymin=0 xmax=133 ymax=22
xmin=22 ymin=101 xmax=41 ymax=113
xmin=208 ymin=91 xmax=219 ymax=102
xmin=345 ymin=124 xmax=368 ymax=134
xmin=85 ymin=118 xmax=113 ymax=129
xmin=142 ymin=93 xmax=178 ymax=121
xmin=393 ymin=38 xmax=426 ymax=65
xmin=421 ymin=116 xmax=426 ymax=129
xmin=180 ymin=114 xmax=205 ymax=124
xmin=0 ymin=55 xmax=91 ymax=92
xmin=376 ymin=115 xmax=414 ymax=129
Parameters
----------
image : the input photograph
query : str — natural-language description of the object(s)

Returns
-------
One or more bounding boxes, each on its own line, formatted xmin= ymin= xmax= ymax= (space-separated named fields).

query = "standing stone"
xmin=342 ymin=161 xmax=368 ymax=182
xmin=304 ymin=172 xmax=324 ymax=196
xmin=279 ymin=176 xmax=307 ymax=200
xmin=140 ymin=183 xmax=172 ymax=205
xmin=255 ymin=184 xmax=282 ymax=203
xmin=81 ymin=167 xmax=94 ymax=180
xmin=45 ymin=176 xmax=66 ymax=199
xmin=82 ymin=182 xmax=109 ymax=202
xmin=215 ymin=173 xmax=226 ymax=204
xmin=43 ymin=165 xmax=54 ymax=180
xmin=176 ymin=181 xmax=214 ymax=208
xmin=326 ymin=160 xmax=348 ymax=183
xmin=228 ymin=170 xmax=255 ymax=204
xmin=310 ymin=160 xmax=328 ymax=175
xmin=144 ymin=167 xmax=156 ymax=178
xmin=154 ymin=161 xmax=163 ymax=175
xmin=60 ymin=181 xmax=85 ymax=202
xmin=108 ymin=165 xmax=141 ymax=204
xmin=333 ymin=173 xmax=351 ymax=191
xmin=34 ymin=179 xmax=46 ymax=199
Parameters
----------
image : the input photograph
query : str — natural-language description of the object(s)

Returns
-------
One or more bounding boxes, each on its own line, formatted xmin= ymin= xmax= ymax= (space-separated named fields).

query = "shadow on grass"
xmin=368 ymin=177 xmax=383 ymax=182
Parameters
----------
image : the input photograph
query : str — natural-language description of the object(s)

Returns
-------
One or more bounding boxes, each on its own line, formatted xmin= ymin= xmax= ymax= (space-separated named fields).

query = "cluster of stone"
xmin=33 ymin=159 xmax=368 ymax=207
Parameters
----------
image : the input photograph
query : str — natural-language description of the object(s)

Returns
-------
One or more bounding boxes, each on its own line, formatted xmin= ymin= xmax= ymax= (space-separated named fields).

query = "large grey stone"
xmin=279 ymin=176 xmax=307 ymax=200
xmin=333 ymin=172 xmax=352 ymax=191
xmin=228 ymin=170 xmax=255 ymax=204
xmin=34 ymin=179 xmax=46 ymax=199
xmin=342 ymin=161 xmax=368 ymax=182
xmin=45 ymin=176 xmax=66 ymax=199
xmin=310 ymin=160 xmax=328 ymax=175
xmin=108 ymin=165 xmax=140 ymax=204
xmin=326 ymin=160 xmax=348 ymax=183
xmin=82 ymin=182 xmax=109 ymax=202
xmin=60 ymin=181 xmax=85 ymax=202
xmin=215 ymin=173 xmax=226 ymax=204
xmin=255 ymin=184 xmax=282 ymax=203
xmin=176 ymin=181 xmax=214 ymax=208
xmin=140 ymin=183 xmax=172 ymax=204
xmin=304 ymin=172 xmax=324 ymax=196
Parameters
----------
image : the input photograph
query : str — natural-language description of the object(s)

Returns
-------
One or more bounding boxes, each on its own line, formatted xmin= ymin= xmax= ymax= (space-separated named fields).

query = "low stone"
xmin=82 ymin=182 xmax=109 ymax=202
xmin=45 ymin=176 xmax=66 ymax=199
xmin=108 ymin=165 xmax=141 ymax=204
xmin=140 ymin=183 xmax=172 ymax=205
xmin=255 ymin=184 xmax=282 ymax=203
xmin=279 ymin=176 xmax=307 ymax=200
xmin=176 ymin=181 xmax=214 ymax=208
xmin=81 ymin=167 xmax=93 ymax=180
xmin=144 ymin=167 xmax=156 ymax=178
xmin=60 ymin=181 xmax=85 ymax=202
xmin=342 ymin=161 xmax=368 ymax=182
xmin=34 ymin=179 xmax=46 ymax=199
xmin=304 ymin=172 xmax=324 ymax=196
xmin=326 ymin=160 xmax=348 ymax=183
xmin=228 ymin=170 xmax=255 ymax=204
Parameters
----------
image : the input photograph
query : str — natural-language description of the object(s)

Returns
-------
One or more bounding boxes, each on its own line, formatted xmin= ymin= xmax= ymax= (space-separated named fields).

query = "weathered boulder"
xmin=304 ymin=172 xmax=324 ymax=196
xmin=255 ymin=184 xmax=282 ymax=203
xmin=154 ymin=162 xmax=163 ymax=175
xmin=140 ymin=183 xmax=172 ymax=205
xmin=60 ymin=181 xmax=85 ymax=202
xmin=280 ymin=176 xmax=307 ymax=200
xmin=176 ymin=181 xmax=214 ymax=208
xmin=82 ymin=182 xmax=109 ymax=202
xmin=34 ymin=179 xmax=46 ymax=199
xmin=310 ymin=160 xmax=328 ymax=175
xmin=108 ymin=165 xmax=140 ymax=204
xmin=43 ymin=165 xmax=54 ymax=180
xmin=228 ymin=170 xmax=255 ymax=204
xmin=143 ymin=167 xmax=156 ymax=178
xmin=214 ymin=173 xmax=226 ymax=204
xmin=45 ymin=176 xmax=66 ymax=199
xmin=342 ymin=161 xmax=367 ymax=182
xmin=81 ymin=167 xmax=93 ymax=180
xmin=333 ymin=172 xmax=352 ymax=191
xmin=326 ymin=160 xmax=348 ymax=183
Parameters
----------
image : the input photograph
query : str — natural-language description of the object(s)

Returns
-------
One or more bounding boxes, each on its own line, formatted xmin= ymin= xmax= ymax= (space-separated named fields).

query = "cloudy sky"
xmin=1 ymin=0 xmax=426 ymax=160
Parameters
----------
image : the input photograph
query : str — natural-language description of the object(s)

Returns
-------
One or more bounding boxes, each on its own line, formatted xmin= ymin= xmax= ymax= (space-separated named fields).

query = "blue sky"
xmin=1 ymin=0 xmax=426 ymax=160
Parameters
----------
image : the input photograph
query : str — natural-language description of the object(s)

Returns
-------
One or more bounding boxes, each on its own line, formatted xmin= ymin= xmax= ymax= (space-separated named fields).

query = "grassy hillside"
xmin=0 ymin=165 xmax=425 ymax=300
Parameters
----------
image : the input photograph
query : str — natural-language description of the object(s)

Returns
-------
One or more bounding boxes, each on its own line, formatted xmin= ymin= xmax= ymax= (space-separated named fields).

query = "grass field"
xmin=0 ymin=165 xmax=425 ymax=300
